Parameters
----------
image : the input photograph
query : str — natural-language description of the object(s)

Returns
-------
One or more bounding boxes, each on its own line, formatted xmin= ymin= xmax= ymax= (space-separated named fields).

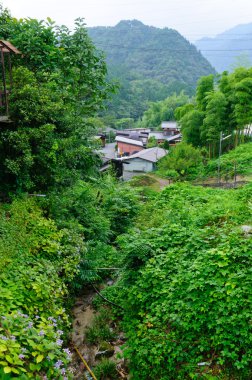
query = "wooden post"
xmin=0 ymin=47 xmax=8 ymax=115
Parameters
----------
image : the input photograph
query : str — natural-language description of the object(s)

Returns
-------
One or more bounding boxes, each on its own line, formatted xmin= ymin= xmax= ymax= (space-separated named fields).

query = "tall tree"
xmin=201 ymin=91 xmax=228 ymax=156
xmin=0 ymin=8 xmax=112 ymax=194
xmin=196 ymin=74 xmax=214 ymax=112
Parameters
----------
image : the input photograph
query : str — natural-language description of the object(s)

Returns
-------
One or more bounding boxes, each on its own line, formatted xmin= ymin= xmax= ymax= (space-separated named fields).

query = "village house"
xmin=115 ymin=134 xmax=145 ymax=156
xmin=121 ymin=147 xmax=167 ymax=178
xmin=161 ymin=121 xmax=180 ymax=136
xmin=148 ymin=131 xmax=181 ymax=145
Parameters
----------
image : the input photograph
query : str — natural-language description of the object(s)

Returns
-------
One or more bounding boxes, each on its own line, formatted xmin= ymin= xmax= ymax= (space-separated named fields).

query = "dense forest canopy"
xmin=88 ymin=20 xmax=215 ymax=120
xmin=136 ymin=92 xmax=191 ymax=129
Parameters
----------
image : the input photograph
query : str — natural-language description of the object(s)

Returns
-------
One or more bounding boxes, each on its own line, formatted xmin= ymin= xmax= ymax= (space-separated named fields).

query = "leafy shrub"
xmin=164 ymin=169 xmax=179 ymax=182
xmin=114 ymin=183 xmax=252 ymax=379
xmin=0 ymin=312 xmax=72 ymax=378
xmin=0 ymin=198 xmax=80 ymax=378
xmin=158 ymin=142 xmax=202 ymax=178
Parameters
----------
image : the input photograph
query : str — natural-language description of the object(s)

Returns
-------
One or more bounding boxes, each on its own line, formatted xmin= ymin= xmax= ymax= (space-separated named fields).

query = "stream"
xmin=70 ymin=286 xmax=128 ymax=379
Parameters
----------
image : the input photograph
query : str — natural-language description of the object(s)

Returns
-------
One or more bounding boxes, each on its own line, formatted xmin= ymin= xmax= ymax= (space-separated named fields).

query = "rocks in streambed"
xmin=95 ymin=342 xmax=115 ymax=359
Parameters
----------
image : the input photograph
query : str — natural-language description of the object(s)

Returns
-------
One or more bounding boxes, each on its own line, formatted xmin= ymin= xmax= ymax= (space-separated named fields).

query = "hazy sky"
xmin=4 ymin=0 xmax=252 ymax=41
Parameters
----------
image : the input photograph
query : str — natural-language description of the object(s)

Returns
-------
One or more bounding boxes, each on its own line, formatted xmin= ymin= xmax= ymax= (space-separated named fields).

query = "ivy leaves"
xmin=116 ymin=183 xmax=252 ymax=379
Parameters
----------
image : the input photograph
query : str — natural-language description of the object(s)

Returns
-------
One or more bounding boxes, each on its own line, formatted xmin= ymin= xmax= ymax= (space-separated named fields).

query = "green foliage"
xmin=203 ymin=142 xmax=252 ymax=180
xmin=0 ymin=313 xmax=72 ymax=378
xmin=147 ymin=136 xmax=158 ymax=148
xmin=48 ymin=176 xmax=139 ymax=287
xmin=94 ymin=358 xmax=117 ymax=380
xmin=113 ymin=183 xmax=252 ymax=379
xmin=158 ymin=142 xmax=202 ymax=177
xmin=0 ymin=10 xmax=113 ymax=195
xmin=176 ymin=69 xmax=252 ymax=156
xmin=176 ymin=108 xmax=204 ymax=146
xmin=163 ymin=169 xmax=180 ymax=182
xmin=138 ymin=92 xmax=190 ymax=129
xmin=114 ymin=118 xmax=134 ymax=130
xmin=201 ymin=91 xmax=228 ymax=154
xmin=86 ymin=308 xmax=115 ymax=345
xmin=0 ymin=198 xmax=81 ymax=378
xmin=196 ymin=75 xmax=214 ymax=112
xmin=88 ymin=20 xmax=215 ymax=120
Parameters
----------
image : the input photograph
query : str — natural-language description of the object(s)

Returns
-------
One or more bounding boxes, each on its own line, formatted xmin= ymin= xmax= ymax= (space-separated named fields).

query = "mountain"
xmin=195 ymin=23 xmax=252 ymax=73
xmin=88 ymin=20 xmax=215 ymax=120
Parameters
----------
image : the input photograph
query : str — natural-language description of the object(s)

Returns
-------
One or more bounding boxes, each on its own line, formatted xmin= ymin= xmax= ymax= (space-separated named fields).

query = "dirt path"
xmin=147 ymin=173 xmax=171 ymax=189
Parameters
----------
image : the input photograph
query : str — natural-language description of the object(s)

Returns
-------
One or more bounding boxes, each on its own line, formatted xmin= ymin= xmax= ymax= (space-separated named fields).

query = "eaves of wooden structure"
xmin=0 ymin=40 xmax=21 ymax=117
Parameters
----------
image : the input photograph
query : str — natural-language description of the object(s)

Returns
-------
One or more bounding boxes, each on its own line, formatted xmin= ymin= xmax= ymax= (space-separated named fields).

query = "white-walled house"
xmin=121 ymin=147 xmax=167 ymax=174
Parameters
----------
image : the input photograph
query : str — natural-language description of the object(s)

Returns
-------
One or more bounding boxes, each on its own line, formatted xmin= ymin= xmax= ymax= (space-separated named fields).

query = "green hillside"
xmin=88 ymin=20 xmax=215 ymax=119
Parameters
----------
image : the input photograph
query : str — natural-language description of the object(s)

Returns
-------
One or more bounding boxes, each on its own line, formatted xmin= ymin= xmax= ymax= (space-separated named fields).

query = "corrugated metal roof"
xmin=121 ymin=147 xmax=167 ymax=163
xmin=149 ymin=132 xmax=182 ymax=141
xmin=166 ymin=133 xmax=182 ymax=141
xmin=161 ymin=121 xmax=179 ymax=129
xmin=115 ymin=136 xmax=143 ymax=147
xmin=149 ymin=132 xmax=166 ymax=140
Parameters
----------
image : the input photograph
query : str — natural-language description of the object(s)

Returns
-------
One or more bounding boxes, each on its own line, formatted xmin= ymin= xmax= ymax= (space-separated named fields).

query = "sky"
xmin=4 ymin=0 xmax=252 ymax=41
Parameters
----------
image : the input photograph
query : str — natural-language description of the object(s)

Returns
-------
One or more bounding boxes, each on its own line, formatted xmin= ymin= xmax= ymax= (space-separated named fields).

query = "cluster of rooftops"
xmin=115 ymin=121 xmax=181 ymax=156
xmin=98 ymin=122 xmax=181 ymax=178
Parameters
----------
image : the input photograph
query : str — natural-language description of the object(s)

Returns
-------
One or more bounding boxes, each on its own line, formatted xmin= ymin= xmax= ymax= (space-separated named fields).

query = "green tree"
xmin=139 ymin=92 xmax=190 ymax=129
xmin=0 ymin=11 xmax=113 ymax=194
xmin=147 ymin=136 xmax=158 ymax=148
xmin=158 ymin=142 xmax=202 ymax=177
xmin=201 ymin=90 xmax=228 ymax=157
xmin=196 ymin=74 xmax=214 ymax=112
xmin=178 ymin=109 xmax=204 ymax=147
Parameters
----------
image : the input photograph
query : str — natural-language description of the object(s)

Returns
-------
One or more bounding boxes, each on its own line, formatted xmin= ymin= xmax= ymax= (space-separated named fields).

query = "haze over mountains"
xmin=195 ymin=23 xmax=252 ymax=72
xmin=88 ymin=20 xmax=215 ymax=119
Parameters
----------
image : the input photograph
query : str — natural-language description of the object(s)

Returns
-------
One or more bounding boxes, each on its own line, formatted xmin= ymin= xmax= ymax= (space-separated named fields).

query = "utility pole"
xmin=234 ymin=161 xmax=237 ymax=187
xmin=217 ymin=132 xmax=232 ymax=186
xmin=217 ymin=132 xmax=222 ymax=185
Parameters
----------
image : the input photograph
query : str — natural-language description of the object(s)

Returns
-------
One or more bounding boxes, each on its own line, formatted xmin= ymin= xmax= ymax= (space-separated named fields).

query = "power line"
xmin=94 ymin=43 xmax=252 ymax=53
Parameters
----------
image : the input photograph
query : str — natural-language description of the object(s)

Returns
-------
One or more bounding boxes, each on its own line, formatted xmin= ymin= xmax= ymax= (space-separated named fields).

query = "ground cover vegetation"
xmin=157 ymin=141 xmax=252 ymax=182
xmin=101 ymin=183 xmax=252 ymax=379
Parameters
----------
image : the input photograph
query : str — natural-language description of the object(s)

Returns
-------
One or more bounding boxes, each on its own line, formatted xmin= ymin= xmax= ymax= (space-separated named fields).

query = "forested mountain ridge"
xmin=88 ymin=20 xmax=215 ymax=119
xmin=195 ymin=22 xmax=252 ymax=72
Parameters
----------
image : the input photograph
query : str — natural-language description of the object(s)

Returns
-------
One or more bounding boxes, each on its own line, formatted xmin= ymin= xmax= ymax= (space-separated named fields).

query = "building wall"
xmin=117 ymin=142 xmax=144 ymax=156
xmin=123 ymin=158 xmax=154 ymax=173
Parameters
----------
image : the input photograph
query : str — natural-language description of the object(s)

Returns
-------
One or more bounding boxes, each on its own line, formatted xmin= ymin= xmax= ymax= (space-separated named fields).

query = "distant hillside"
xmin=88 ymin=20 xmax=215 ymax=119
xmin=195 ymin=23 xmax=252 ymax=73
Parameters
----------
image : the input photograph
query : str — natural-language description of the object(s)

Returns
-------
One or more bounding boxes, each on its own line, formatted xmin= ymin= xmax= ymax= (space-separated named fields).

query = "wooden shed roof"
xmin=0 ymin=40 xmax=21 ymax=54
